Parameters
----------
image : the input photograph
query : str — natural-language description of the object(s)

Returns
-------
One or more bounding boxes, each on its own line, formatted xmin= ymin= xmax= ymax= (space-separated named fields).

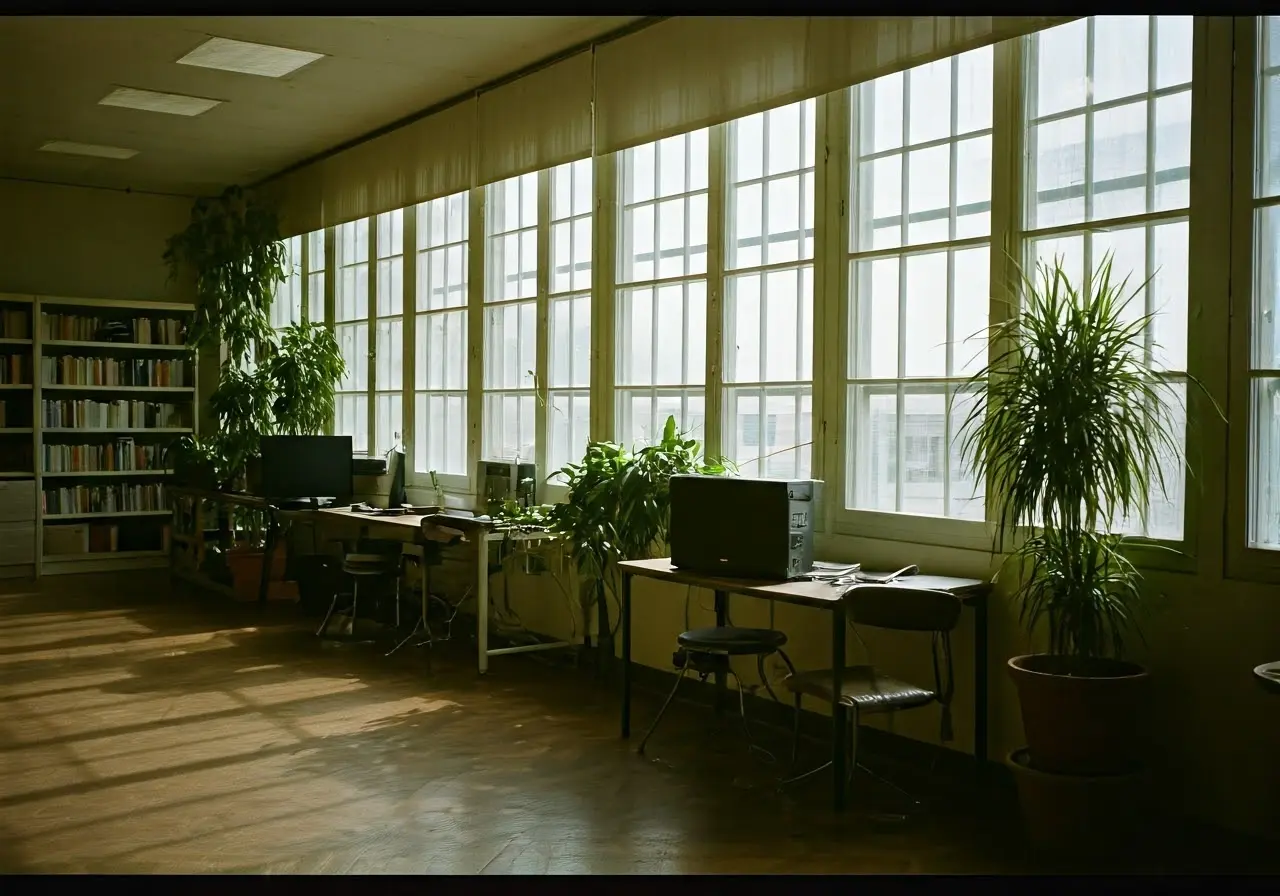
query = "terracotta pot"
xmin=1009 ymin=654 xmax=1150 ymax=776
xmin=1008 ymin=748 xmax=1151 ymax=856
xmin=227 ymin=547 xmax=289 ymax=602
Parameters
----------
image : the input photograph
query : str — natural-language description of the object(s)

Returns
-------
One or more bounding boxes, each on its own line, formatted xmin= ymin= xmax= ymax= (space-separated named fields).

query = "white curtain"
xmin=593 ymin=15 xmax=1074 ymax=154
xmin=477 ymin=50 xmax=594 ymax=187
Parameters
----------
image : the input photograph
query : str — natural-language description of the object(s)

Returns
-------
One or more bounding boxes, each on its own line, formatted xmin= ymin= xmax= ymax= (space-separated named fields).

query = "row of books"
xmin=44 ymin=522 xmax=172 ymax=556
xmin=42 ymin=440 xmax=166 ymax=473
xmin=0 ymin=354 xmax=30 ymax=385
xmin=41 ymin=356 xmax=189 ymax=388
xmin=0 ymin=309 xmax=30 ymax=340
xmin=40 ymin=400 xmax=183 ymax=430
xmin=42 ymin=482 xmax=168 ymax=516
xmin=40 ymin=313 xmax=186 ymax=346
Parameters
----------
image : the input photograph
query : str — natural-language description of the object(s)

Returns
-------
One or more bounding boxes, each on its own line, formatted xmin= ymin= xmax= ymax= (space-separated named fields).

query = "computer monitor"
xmin=259 ymin=435 xmax=354 ymax=506
xmin=386 ymin=449 xmax=406 ymax=508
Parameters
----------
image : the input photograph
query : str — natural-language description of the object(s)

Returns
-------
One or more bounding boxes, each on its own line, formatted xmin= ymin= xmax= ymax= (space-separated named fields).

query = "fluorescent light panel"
xmin=39 ymin=141 xmax=138 ymax=160
xmin=99 ymin=86 xmax=221 ymax=117
xmin=176 ymin=36 xmax=323 ymax=78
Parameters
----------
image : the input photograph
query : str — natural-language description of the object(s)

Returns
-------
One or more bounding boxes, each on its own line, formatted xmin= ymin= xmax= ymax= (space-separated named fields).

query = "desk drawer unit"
xmin=0 ymin=479 xmax=35 ymax=523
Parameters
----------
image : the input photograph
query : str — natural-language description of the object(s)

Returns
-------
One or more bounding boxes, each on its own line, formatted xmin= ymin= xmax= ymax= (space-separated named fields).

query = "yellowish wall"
xmin=0 ymin=178 xmax=193 ymax=301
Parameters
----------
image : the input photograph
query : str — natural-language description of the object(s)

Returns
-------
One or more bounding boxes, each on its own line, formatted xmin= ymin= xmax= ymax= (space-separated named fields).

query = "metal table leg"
xmin=832 ymin=600 xmax=848 ymax=811
xmin=714 ymin=589 xmax=728 ymax=715
xmin=621 ymin=570 xmax=632 ymax=739
xmin=974 ymin=591 xmax=990 ymax=783
xmin=477 ymin=534 xmax=490 ymax=674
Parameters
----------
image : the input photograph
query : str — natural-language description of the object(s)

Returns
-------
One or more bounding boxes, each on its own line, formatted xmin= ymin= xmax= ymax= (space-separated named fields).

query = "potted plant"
xmin=958 ymin=253 xmax=1221 ymax=851
xmin=531 ymin=416 xmax=729 ymax=673
xmin=165 ymin=185 xmax=346 ymax=601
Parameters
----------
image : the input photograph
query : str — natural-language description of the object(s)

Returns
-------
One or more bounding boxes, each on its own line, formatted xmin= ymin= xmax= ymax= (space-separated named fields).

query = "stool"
xmin=638 ymin=626 xmax=795 ymax=756
xmin=316 ymin=549 xmax=402 ymax=640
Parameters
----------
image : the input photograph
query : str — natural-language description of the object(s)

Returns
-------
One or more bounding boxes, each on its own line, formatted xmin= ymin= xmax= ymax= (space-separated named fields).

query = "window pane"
xmin=375 ymin=393 xmax=403 ymax=457
xmin=548 ymin=390 xmax=591 ymax=480
xmin=334 ymin=394 xmax=368 ymax=455
xmin=484 ymin=302 xmax=536 ymax=391
xmin=549 ymin=295 xmax=591 ymax=389
xmin=1031 ymin=17 xmax=1088 ymax=119
xmin=336 ymin=323 xmax=368 ymax=392
xmin=724 ymin=387 xmax=812 ymax=480
xmin=848 ymin=386 xmax=898 ymax=513
xmin=375 ymin=318 xmax=403 ymax=391
xmin=483 ymin=392 xmax=536 ymax=462
xmin=415 ymin=393 xmax=467 ymax=477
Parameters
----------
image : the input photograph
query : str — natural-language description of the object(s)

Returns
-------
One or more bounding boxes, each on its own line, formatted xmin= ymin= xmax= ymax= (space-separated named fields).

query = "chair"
xmin=316 ymin=538 xmax=405 ymax=640
xmin=637 ymin=625 xmax=796 ymax=757
xmin=385 ymin=520 xmax=464 ymax=659
xmin=783 ymin=586 xmax=960 ymax=810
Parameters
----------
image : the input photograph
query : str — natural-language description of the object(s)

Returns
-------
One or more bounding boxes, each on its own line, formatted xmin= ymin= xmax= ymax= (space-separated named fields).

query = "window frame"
xmin=1228 ymin=14 xmax=1280 ymax=583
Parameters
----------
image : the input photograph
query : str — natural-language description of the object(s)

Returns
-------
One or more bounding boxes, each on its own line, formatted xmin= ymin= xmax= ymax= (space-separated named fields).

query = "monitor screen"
xmin=259 ymin=435 xmax=354 ymax=504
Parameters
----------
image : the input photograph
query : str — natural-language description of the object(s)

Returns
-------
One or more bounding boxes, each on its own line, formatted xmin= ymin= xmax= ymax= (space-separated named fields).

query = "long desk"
xmin=617 ymin=558 xmax=990 ymax=812
xmin=315 ymin=508 xmax=569 ymax=673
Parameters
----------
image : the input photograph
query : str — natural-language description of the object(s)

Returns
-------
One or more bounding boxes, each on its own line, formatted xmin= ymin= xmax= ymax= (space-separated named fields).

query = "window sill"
xmin=832 ymin=510 xmax=996 ymax=553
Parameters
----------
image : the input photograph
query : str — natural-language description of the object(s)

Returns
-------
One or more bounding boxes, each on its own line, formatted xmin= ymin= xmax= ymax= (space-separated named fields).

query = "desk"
xmin=316 ymin=508 xmax=570 ymax=673
xmin=617 ymin=558 xmax=990 ymax=811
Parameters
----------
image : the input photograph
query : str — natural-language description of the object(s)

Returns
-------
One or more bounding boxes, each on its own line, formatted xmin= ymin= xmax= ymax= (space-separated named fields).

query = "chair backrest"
xmin=846 ymin=585 xmax=961 ymax=633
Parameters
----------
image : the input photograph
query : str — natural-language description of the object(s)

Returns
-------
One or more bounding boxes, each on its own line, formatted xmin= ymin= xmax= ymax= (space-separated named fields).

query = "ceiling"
xmin=0 ymin=16 xmax=643 ymax=197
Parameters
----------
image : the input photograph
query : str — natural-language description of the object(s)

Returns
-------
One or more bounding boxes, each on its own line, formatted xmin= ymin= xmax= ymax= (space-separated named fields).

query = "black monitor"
xmin=259 ymin=435 xmax=354 ymax=506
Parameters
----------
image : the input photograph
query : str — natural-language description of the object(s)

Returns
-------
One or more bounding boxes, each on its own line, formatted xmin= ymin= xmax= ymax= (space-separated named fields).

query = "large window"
xmin=334 ymin=219 xmax=370 ymax=453
xmin=414 ymin=192 xmax=469 ymax=478
xmin=1024 ymin=16 xmax=1192 ymax=541
xmin=374 ymin=209 xmax=404 ymax=456
xmin=615 ymin=130 xmax=709 ymax=447
xmin=271 ymin=235 xmax=303 ymax=332
xmin=547 ymin=159 xmax=593 ymax=477
xmin=483 ymin=173 xmax=539 ymax=462
xmin=724 ymin=99 xmax=815 ymax=479
xmin=845 ymin=47 xmax=994 ymax=521
xmin=1249 ymin=17 xmax=1280 ymax=549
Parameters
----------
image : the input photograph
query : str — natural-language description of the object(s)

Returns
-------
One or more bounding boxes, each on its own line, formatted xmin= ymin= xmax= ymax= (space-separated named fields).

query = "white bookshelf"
xmin=35 ymin=296 xmax=196 ymax=576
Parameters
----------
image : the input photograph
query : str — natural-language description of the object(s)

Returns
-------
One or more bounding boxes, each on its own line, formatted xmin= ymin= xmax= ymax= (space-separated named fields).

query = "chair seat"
xmin=343 ymin=553 xmax=399 ymax=576
xmin=678 ymin=626 xmax=787 ymax=656
xmin=785 ymin=666 xmax=936 ymax=712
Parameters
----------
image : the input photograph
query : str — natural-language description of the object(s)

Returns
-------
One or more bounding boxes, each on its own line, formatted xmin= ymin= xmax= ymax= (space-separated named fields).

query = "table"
xmin=616 ymin=557 xmax=990 ymax=812
xmin=316 ymin=507 xmax=570 ymax=673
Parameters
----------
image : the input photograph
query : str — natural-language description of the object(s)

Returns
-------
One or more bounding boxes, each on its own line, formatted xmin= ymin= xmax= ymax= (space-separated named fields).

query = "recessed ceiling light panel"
xmin=176 ymin=36 xmax=324 ymax=78
xmin=99 ymin=86 xmax=222 ymax=117
xmin=39 ymin=141 xmax=138 ymax=160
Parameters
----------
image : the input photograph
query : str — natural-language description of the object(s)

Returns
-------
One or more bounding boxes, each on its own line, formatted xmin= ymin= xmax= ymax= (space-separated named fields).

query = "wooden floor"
xmin=1 ymin=572 xmax=1276 ymax=875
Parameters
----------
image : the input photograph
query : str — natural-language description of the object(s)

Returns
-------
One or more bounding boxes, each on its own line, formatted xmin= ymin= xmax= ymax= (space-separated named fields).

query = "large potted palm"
xmin=959 ymin=253 xmax=1219 ymax=850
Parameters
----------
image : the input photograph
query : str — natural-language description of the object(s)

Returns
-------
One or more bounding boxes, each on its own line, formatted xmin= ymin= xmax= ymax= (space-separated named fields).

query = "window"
xmin=846 ymin=46 xmax=994 ymax=521
xmin=414 ymin=192 xmax=469 ymax=477
xmin=374 ymin=209 xmax=404 ymax=456
xmin=724 ymin=99 xmax=816 ymax=479
xmin=1248 ymin=16 xmax=1280 ymax=549
xmin=547 ymin=159 xmax=593 ymax=478
xmin=1024 ymin=16 xmax=1193 ymax=541
xmin=616 ymin=130 xmax=709 ymax=447
xmin=483 ymin=173 xmax=539 ymax=462
xmin=271 ymin=235 xmax=303 ymax=332
xmin=333 ymin=219 xmax=370 ymax=453
xmin=306 ymin=228 xmax=325 ymax=325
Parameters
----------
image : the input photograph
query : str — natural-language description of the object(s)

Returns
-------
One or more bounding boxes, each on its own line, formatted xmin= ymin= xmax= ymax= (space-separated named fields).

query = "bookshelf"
xmin=0 ymin=295 xmax=35 ymax=578
xmin=35 ymin=296 xmax=196 ymax=576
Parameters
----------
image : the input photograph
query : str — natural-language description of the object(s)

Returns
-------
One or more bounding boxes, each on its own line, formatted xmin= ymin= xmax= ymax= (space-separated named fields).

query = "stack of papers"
xmin=802 ymin=561 xmax=861 ymax=581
